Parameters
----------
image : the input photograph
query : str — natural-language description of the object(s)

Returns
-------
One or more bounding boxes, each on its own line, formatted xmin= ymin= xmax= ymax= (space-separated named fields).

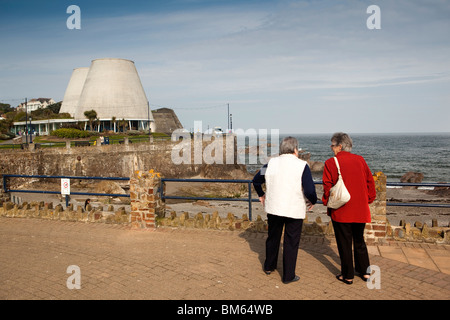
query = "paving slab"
xmin=0 ymin=217 xmax=449 ymax=301
xmin=401 ymin=247 xmax=440 ymax=272
xmin=425 ymin=248 xmax=450 ymax=275
xmin=377 ymin=246 xmax=409 ymax=264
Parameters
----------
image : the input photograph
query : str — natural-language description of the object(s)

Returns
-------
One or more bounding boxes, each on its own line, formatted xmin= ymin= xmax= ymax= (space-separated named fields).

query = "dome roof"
xmin=63 ymin=58 xmax=152 ymax=121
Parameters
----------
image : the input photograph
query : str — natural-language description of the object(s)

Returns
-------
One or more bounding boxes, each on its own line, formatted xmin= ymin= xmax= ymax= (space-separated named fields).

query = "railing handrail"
xmin=386 ymin=182 xmax=450 ymax=187
xmin=161 ymin=178 xmax=450 ymax=187
xmin=0 ymin=136 xmax=172 ymax=150
xmin=161 ymin=178 xmax=252 ymax=183
xmin=160 ymin=177 xmax=256 ymax=220
xmin=2 ymin=175 xmax=131 ymax=207
xmin=2 ymin=175 xmax=449 ymax=221
xmin=2 ymin=174 xmax=129 ymax=180
xmin=160 ymin=178 xmax=450 ymax=218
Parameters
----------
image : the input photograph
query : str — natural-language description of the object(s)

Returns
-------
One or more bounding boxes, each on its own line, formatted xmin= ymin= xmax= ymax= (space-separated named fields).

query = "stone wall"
xmin=0 ymin=138 xmax=250 ymax=184
xmin=389 ymin=220 xmax=450 ymax=243
xmin=1 ymin=201 xmax=129 ymax=224
xmin=158 ymin=211 xmax=268 ymax=233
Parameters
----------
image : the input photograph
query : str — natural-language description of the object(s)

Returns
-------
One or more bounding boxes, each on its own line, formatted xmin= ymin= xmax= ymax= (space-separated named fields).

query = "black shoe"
xmin=283 ymin=275 xmax=300 ymax=284
xmin=336 ymin=274 xmax=353 ymax=285
xmin=359 ymin=274 xmax=370 ymax=282
xmin=263 ymin=268 xmax=274 ymax=275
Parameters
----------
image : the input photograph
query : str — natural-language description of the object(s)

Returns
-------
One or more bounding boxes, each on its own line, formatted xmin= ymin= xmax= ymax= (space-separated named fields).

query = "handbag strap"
xmin=333 ymin=157 xmax=342 ymax=176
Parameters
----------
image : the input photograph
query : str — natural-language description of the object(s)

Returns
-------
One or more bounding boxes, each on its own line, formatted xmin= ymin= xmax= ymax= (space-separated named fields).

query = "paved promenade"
xmin=1 ymin=217 xmax=449 ymax=301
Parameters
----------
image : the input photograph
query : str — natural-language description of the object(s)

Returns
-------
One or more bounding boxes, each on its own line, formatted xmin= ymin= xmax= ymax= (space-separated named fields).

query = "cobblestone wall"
xmin=0 ymin=138 xmax=249 ymax=181
xmin=1 ymin=170 xmax=449 ymax=244
xmin=0 ymin=201 xmax=129 ymax=224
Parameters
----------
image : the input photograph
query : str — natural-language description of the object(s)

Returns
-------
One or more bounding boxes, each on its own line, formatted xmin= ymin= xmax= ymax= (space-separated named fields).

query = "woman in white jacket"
xmin=252 ymin=136 xmax=317 ymax=284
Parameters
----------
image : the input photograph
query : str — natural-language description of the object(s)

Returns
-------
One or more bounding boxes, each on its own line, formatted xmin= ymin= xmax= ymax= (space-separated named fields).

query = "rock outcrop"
xmin=400 ymin=172 xmax=424 ymax=183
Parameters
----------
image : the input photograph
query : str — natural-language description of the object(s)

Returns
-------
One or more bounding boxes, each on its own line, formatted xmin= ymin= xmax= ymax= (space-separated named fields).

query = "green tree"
xmin=0 ymin=103 xmax=13 ymax=114
xmin=111 ymin=116 xmax=116 ymax=132
xmin=84 ymin=110 xmax=97 ymax=131
xmin=46 ymin=102 xmax=62 ymax=114
xmin=119 ymin=118 xmax=128 ymax=133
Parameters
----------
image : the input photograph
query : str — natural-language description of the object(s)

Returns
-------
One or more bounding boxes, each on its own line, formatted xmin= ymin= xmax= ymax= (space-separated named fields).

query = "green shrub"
xmin=0 ymin=133 xmax=15 ymax=140
xmin=50 ymin=128 xmax=91 ymax=139
xmin=127 ymin=129 xmax=142 ymax=136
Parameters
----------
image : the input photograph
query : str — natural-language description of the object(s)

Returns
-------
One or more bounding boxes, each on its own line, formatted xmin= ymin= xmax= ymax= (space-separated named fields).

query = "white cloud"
xmin=132 ymin=1 xmax=449 ymax=98
xmin=1 ymin=0 xmax=449 ymax=133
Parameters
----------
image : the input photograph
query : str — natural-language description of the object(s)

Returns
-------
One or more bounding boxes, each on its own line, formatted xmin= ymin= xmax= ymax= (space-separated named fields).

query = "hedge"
xmin=50 ymin=128 xmax=92 ymax=139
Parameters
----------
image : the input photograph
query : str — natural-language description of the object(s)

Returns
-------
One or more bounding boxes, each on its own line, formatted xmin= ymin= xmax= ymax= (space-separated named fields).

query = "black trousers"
xmin=264 ymin=214 xmax=303 ymax=282
xmin=332 ymin=220 xmax=370 ymax=280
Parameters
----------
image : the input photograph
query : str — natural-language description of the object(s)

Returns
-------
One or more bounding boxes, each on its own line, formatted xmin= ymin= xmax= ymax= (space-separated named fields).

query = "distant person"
xmin=252 ymin=136 xmax=317 ymax=284
xmin=84 ymin=198 xmax=91 ymax=210
xmin=322 ymin=132 xmax=376 ymax=284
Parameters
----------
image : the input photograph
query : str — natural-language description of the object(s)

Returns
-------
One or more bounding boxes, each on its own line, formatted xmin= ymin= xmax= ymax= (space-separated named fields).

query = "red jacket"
xmin=322 ymin=151 xmax=376 ymax=223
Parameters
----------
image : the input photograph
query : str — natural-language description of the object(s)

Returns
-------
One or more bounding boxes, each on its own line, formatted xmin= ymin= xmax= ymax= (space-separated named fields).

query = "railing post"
xmin=130 ymin=170 xmax=162 ymax=229
xmin=1 ymin=175 xmax=10 ymax=204
xmin=2 ymin=175 xmax=7 ymax=193
xmin=248 ymin=182 xmax=252 ymax=221
xmin=160 ymin=178 xmax=164 ymax=202
xmin=367 ymin=171 xmax=387 ymax=244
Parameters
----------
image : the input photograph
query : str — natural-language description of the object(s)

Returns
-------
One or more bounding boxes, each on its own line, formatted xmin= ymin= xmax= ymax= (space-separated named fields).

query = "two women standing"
xmin=253 ymin=132 xmax=376 ymax=285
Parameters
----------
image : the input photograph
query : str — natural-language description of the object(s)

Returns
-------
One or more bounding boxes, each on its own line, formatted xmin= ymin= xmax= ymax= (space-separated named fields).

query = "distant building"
xmin=60 ymin=58 xmax=155 ymax=133
xmin=18 ymin=98 xmax=56 ymax=113
xmin=11 ymin=58 xmax=189 ymax=136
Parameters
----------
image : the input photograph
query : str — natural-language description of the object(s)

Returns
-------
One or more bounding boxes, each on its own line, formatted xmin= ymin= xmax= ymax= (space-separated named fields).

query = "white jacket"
xmin=264 ymin=154 xmax=308 ymax=219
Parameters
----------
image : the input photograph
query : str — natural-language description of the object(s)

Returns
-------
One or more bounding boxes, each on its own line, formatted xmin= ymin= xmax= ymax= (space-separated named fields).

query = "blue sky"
xmin=1 ymin=0 xmax=449 ymax=134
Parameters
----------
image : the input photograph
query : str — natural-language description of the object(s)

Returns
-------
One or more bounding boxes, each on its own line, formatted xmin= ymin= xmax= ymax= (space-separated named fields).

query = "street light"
xmin=29 ymin=117 xmax=32 ymax=143
xmin=230 ymin=113 xmax=232 ymax=131
xmin=227 ymin=103 xmax=229 ymax=132
xmin=25 ymin=98 xmax=28 ymax=144
xmin=147 ymin=101 xmax=151 ymax=139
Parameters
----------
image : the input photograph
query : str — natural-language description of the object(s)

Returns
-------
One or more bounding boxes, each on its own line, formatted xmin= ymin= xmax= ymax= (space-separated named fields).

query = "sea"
xmin=243 ymin=132 xmax=450 ymax=183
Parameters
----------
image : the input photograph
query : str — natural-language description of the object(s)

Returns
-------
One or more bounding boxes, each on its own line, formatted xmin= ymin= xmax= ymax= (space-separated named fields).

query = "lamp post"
xmin=24 ymin=98 xmax=28 ymax=144
xmin=29 ymin=117 xmax=32 ymax=143
xmin=227 ymin=103 xmax=230 ymax=133
xmin=147 ymin=101 xmax=151 ymax=139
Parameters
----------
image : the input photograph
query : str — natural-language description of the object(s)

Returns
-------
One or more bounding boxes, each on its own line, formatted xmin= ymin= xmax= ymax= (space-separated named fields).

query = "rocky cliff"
xmin=152 ymin=108 xmax=183 ymax=135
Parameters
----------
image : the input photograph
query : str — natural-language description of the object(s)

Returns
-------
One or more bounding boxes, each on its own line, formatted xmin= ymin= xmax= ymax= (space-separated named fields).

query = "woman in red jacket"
xmin=322 ymin=132 xmax=376 ymax=285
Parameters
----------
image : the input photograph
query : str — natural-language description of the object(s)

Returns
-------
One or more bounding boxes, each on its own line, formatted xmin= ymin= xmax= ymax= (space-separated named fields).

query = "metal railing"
xmin=385 ymin=182 xmax=450 ymax=208
xmin=0 ymin=136 xmax=172 ymax=150
xmin=2 ymin=175 xmax=449 ymax=221
xmin=2 ymin=174 xmax=130 ymax=207
xmin=160 ymin=179 xmax=450 ymax=220
xmin=161 ymin=178 xmax=256 ymax=220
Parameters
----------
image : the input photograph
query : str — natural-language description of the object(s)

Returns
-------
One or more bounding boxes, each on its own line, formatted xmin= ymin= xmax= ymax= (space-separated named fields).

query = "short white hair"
xmin=280 ymin=136 xmax=298 ymax=155
xmin=331 ymin=132 xmax=353 ymax=152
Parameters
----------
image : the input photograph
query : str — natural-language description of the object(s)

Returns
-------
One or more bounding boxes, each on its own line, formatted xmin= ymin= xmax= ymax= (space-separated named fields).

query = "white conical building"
xmin=60 ymin=67 xmax=89 ymax=117
xmin=63 ymin=58 xmax=155 ymax=132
